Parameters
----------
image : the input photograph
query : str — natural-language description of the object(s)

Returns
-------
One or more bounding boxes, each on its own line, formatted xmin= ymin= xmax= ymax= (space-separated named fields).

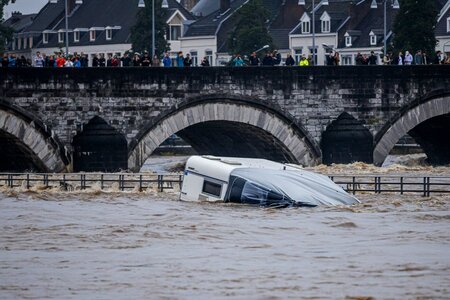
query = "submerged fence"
xmin=0 ymin=173 xmax=450 ymax=196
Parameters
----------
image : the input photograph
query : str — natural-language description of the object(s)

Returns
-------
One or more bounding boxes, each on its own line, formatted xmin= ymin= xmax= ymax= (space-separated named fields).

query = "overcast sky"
xmin=3 ymin=0 xmax=47 ymax=19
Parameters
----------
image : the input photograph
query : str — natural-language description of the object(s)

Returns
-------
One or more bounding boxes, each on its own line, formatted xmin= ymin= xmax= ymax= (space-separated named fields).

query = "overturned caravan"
xmin=180 ymin=156 xmax=359 ymax=207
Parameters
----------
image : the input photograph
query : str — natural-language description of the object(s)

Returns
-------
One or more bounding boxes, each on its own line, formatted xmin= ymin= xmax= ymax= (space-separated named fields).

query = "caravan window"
xmin=202 ymin=180 xmax=222 ymax=197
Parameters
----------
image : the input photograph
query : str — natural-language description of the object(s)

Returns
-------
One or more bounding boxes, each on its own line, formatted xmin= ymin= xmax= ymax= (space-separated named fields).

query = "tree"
xmin=0 ymin=0 xmax=15 ymax=54
xmin=227 ymin=0 xmax=274 ymax=56
xmin=130 ymin=0 xmax=169 ymax=56
xmin=392 ymin=0 xmax=438 ymax=56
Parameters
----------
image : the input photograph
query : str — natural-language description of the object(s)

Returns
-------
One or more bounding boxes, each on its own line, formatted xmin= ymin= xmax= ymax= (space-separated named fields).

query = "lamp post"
xmin=370 ymin=0 xmax=400 ymax=58
xmin=298 ymin=0 xmax=328 ymax=65
xmin=49 ymin=0 xmax=83 ymax=57
xmin=138 ymin=0 xmax=169 ymax=56
xmin=255 ymin=44 xmax=270 ymax=53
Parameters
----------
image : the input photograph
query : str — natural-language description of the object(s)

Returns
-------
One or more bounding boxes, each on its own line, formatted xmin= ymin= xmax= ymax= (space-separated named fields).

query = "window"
xmin=320 ymin=11 xmax=331 ymax=33
xmin=205 ymin=50 xmax=213 ymax=66
xmin=190 ymin=51 xmax=198 ymax=66
xmin=23 ymin=37 xmax=27 ymax=49
xmin=308 ymin=47 xmax=318 ymax=65
xmin=89 ymin=30 xmax=96 ymax=42
xmin=341 ymin=55 xmax=352 ymax=65
xmin=300 ymin=12 xmax=310 ymax=34
xmin=447 ymin=17 xmax=450 ymax=32
xmin=17 ymin=37 xmax=21 ymax=49
xmin=29 ymin=36 xmax=33 ymax=48
xmin=43 ymin=32 xmax=48 ymax=44
xmin=322 ymin=20 xmax=330 ymax=33
xmin=370 ymin=34 xmax=377 ymax=46
xmin=12 ymin=38 xmax=16 ymax=50
xmin=58 ymin=32 xmax=64 ymax=43
xmin=345 ymin=33 xmax=352 ymax=47
xmin=202 ymin=180 xmax=222 ymax=197
xmin=294 ymin=48 xmax=302 ymax=64
xmin=74 ymin=30 xmax=80 ymax=42
xmin=302 ymin=21 xmax=310 ymax=34
xmin=169 ymin=25 xmax=181 ymax=40
xmin=106 ymin=28 xmax=112 ymax=40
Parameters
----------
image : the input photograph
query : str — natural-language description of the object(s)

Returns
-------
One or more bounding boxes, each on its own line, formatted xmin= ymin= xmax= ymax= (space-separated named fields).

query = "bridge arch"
xmin=128 ymin=96 xmax=320 ymax=172
xmin=0 ymin=103 xmax=68 ymax=172
xmin=374 ymin=94 xmax=450 ymax=166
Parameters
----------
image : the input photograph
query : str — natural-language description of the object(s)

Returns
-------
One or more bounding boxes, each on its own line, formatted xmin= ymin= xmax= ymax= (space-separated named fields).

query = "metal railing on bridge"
xmin=0 ymin=173 xmax=449 ymax=197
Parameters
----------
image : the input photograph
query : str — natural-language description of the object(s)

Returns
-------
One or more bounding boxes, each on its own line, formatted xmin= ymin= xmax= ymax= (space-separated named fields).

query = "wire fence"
xmin=0 ymin=173 xmax=449 ymax=196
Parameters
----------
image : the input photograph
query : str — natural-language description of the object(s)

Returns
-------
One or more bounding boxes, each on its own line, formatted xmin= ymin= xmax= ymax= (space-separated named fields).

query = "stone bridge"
xmin=1 ymin=66 xmax=449 ymax=172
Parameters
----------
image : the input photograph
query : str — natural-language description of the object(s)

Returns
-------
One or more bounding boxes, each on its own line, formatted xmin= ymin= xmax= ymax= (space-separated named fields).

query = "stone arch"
xmin=374 ymin=94 xmax=450 ymax=166
xmin=321 ymin=112 xmax=373 ymax=165
xmin=0 ymin=105 xmax=67 ymax=172
xmin=72 ymin=116 xmax=128 ymax=172
xmin=128 ymin=97 xmax=320 ymax=171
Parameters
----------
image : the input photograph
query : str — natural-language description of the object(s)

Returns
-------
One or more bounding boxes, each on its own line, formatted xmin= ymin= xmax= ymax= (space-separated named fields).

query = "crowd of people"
xmin=1 ymin=49 xmax=449 ymax=68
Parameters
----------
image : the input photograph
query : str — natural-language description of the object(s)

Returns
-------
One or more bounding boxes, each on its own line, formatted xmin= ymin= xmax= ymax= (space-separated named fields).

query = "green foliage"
xmin=227 ymin=0 xmax=274 ymax=56
xmin=0 ymin=0 xmax=15 ymax=54
xmin=130 ymin=0 xmax=169 ymax=56
xmin=392 ymin=0 xmax=438 ymax=55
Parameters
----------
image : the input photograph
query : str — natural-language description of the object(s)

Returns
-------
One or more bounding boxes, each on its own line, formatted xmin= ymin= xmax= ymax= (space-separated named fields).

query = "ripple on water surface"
xmin=0 ymin=188 xmax=449 ymax=299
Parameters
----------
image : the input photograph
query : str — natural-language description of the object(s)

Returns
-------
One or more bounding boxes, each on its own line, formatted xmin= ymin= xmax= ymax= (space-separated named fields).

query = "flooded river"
xmin=1 ymin=156 xmax=449 ymax=299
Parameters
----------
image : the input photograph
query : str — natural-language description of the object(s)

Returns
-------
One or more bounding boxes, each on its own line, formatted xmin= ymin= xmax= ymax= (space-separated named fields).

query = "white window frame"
xmin=345 ymin=33 xmax=352 ymax=47
xmin=320 ymin=11 xmax=331 ymax=33
xmin=106 ymin=28 xmax=112 ymax=41
xmin=29 ymin=36 xmax=33 ymax=48
xmin=58 ymin=31 xmax=64 ymax=43
xmin=169 ymin=25 xmax=182 ymax=40
xmin=300 ymin=13 xmax=310 ymax=34
xmin=190 ymin=50 xmax=198 ymax=66
xmin=447 ymin=17 xmax=450 ymax=32
xmin=74 ymin=30 xmax=80 ymax=42
xmin=43 ymin=32 xmax=49 ymax=44
xmin=341 ymin=54 xmax=353 ymax=65
xmin=294 ymin=48 xmax=303 ymax=64
xmin=23 ymin=37 xmax=27 ymax=49
xmin=370 ymin=33 xmax=377 ymax=46
xmin=89 ymin=29 xmax=96 ymax=42
xmin=205 ymin=49 xmax=213 ymax=66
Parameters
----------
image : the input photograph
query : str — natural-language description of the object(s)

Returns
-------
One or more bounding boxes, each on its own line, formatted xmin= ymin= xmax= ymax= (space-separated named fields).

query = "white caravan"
xmin=180 ymin=156 xmax=359 ymax=207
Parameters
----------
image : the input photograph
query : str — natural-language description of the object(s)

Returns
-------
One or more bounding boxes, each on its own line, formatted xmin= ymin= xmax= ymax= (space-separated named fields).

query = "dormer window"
xmin=345 ymin=32 xmax=352 ymax=47
xmin=58 ymin=31 xmax=64 ymax=43
xmin=300 ymin=13 xmax=310 ymax=34
xmin=369 ymin=31 xmax=377 ymax=46
xmin=320 ymin=11 xmax=330 ymax=33
xmin=106 ymin=27 xmax=112 ymax=40
xmin=43 ymin=32 xmax=49 ymax=44
xmin=169 ymin=25 xmax=181 ymax=40
xmin=74 ymin=30 xmax=80 ymax=42
xmin=89 ymin=29 xmax=96 ymax=41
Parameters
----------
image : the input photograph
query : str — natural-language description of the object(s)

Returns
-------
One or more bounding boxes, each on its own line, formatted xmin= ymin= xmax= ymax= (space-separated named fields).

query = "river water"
xmin=1 ymin=156 xmax=449 ymax=299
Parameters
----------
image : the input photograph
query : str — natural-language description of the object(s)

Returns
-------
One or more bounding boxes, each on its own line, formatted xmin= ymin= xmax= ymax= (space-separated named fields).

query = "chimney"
xmin=220 ymin=0 xmax=230 ymax=13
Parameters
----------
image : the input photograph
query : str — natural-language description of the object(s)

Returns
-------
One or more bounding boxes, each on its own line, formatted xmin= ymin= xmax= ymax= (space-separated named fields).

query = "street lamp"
xmin=370 ymin=0 xmax=400 ymax=58
xmin=138 ymin=0 xmax=169 ymax=56
xmin=299 ymin=0 xmax=329 ymax=65
xmin=49 ymin=0 xmax=83 ymax=57
xmin=255 ymin=44 xmax=270 ymax=53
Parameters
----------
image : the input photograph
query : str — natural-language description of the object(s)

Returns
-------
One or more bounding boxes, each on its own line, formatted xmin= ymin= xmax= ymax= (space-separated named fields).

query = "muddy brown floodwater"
xmin=1 ymin=155 xmax=449 ymax=299
xmin=1 ymin=191 xmax=449 ymax=299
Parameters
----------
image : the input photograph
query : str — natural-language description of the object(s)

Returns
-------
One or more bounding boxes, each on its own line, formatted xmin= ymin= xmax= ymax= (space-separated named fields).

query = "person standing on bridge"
xmin=162 ymin=52 xmax=172 ymax=67
xmin=184 ymin=53 xmax=192 ymax=67
xmin=34 ymin=52 xmax=44 ymax=67
xmin=176 ymin=52 xmax=184 ymax=67
xmin=299 ymin=54 xmax=309 ymax=66
xmin=404 ymin=51 xmax=413 ymax=65
xmin=56 ymin=53 xmax=65 ymax=68
xmin=285 ymin=53 xmax=295 ymax=66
